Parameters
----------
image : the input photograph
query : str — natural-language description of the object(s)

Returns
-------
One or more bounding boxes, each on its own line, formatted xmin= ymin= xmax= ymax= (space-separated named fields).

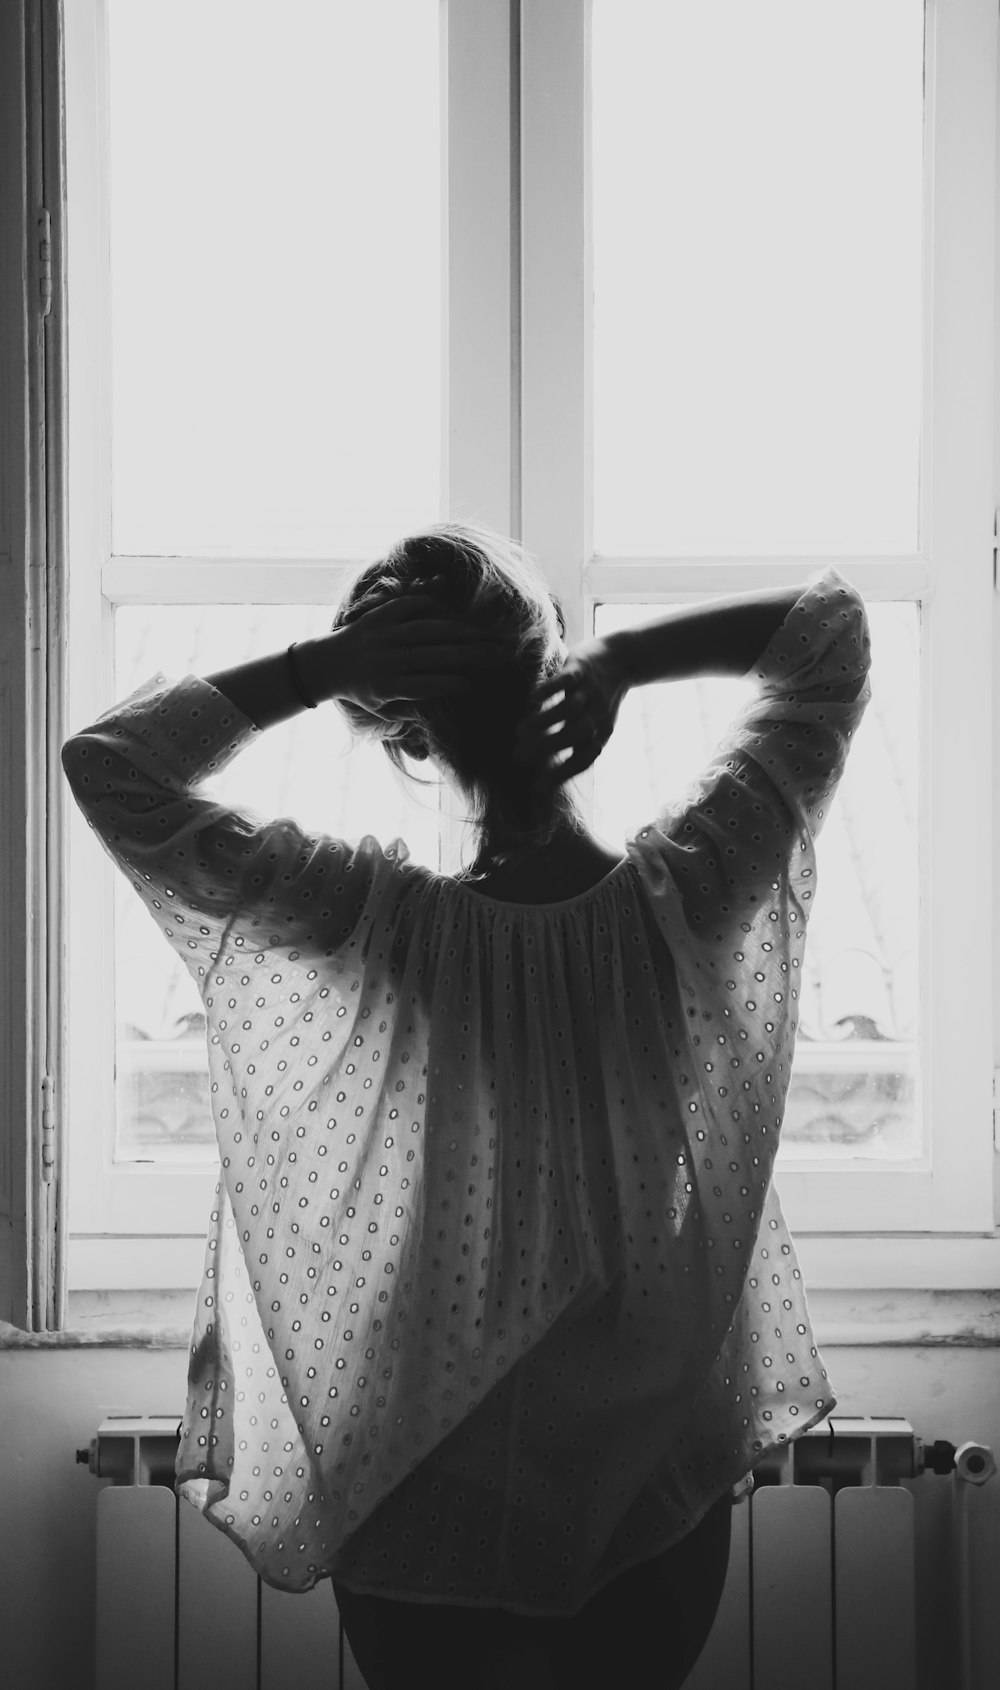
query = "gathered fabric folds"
xmin=62 ymin=565 xmax=871 ymax=1617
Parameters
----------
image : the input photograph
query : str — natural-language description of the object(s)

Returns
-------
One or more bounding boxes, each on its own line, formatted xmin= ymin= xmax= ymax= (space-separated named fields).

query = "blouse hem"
xmin=194 ymin=1390 xmax=838 ymax=1616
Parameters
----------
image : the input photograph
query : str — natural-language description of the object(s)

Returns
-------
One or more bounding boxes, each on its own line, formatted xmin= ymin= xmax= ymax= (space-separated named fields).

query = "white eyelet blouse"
xmin=62 ymin=564 xmax=871 ymax=1618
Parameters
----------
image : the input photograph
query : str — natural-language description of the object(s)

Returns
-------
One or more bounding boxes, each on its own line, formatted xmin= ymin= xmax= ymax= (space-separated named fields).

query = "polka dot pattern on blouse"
xmin=61 ymin=564 xmax=871 ymax=1618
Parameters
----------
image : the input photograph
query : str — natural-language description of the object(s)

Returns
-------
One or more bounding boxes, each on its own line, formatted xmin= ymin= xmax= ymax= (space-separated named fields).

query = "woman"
xmin=63 ymin=525 xmax=870 ymax=1689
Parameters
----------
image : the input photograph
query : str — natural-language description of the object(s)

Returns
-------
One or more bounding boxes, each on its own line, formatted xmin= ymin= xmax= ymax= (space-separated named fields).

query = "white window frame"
xmin=57 ymin=0 xmax=1000 ymax=1302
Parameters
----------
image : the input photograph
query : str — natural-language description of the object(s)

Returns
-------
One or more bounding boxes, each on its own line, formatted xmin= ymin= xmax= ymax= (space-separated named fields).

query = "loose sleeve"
xmin=630 ymin=565 xmax=871 ymax=953
xmin=61 ymin=673 xmax=386 ymax=989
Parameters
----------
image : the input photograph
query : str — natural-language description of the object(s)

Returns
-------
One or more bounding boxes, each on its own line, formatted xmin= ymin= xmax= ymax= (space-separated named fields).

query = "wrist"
xmin=602 ymin=628 xmax=636 ymax=695
xmin=292 ymin=631 xmax=349 ymax=706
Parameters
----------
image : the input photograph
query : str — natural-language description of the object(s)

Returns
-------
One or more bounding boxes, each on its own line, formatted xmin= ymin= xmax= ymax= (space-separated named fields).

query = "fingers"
xmin=521 ymin=668 xmax=581 ymax=715
xmin=393 ymin=620 xmax=516 ymax=666
xmin=526 ymin=748 xmax=594 ymax=796
xmin=546 ymin=748 xmax=597 ymax=785
xmin=514 ymin=688 xmax=588 ymax=765
xmin=396 ymin=641 xmax=511 ymax=672
xmin=513 ymin=721 xmax=573 ymax=764
xmin=528 ymin=671 xmax=572 ymax=706
xmin=400 ymin=617 xmax=497 ymax=642
xmin=515 ymin=721 xmax=603 ymax=779
xmin=525 ymin=684 xmax=577 ymax=724
xmin=367 ymin=592 xmax=446 ymax=622
xmin=397 ymin=676 xmax=473 ymax=697
xmin=534 ymin=739 xmax=600 ymax=780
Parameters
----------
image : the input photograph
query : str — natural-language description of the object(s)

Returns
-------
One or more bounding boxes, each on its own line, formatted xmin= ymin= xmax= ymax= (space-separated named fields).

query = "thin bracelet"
xmin=287 ymin=642 xmax=319 ymax=710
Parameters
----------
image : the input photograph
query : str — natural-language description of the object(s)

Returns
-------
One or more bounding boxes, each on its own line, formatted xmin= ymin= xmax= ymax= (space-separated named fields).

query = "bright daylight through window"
xmin=591 ymin=0 xmax=924 ymax=555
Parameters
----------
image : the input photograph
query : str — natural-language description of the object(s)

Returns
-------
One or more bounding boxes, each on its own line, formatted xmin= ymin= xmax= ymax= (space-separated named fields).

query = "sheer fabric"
xmin=62 ymin=565 xmax=870 ymax=1617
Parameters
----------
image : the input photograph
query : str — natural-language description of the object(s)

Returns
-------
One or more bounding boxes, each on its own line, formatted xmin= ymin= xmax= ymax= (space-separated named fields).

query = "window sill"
xmin=0 ymin=1289 xmax=194 ymax=1348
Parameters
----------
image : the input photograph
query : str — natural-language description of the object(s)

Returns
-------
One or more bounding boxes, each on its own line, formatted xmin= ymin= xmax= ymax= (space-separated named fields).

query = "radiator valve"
xmin=953 ymin=1441 xmax=996 ymax=1486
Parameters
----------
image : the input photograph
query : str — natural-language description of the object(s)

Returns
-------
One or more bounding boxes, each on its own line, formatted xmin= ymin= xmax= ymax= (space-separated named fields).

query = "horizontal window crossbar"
xmin=102 ymin=556 xmax=934 ymax=606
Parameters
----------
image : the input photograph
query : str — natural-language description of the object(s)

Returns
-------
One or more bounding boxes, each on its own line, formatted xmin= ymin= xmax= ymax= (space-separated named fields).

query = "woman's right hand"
xmin=513 ymin=635 xmax=630 ymax=786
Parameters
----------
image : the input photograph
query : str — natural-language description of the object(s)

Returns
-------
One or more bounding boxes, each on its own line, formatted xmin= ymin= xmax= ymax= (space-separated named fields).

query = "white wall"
xmin=1 ymin=1340 xmax=997 ymax=1690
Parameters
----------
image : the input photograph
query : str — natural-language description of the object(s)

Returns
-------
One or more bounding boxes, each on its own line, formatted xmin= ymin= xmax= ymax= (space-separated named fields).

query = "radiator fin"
xmin=93 ymin=1475 xmax=919 ymax=1688
xmin=753 ymin=1484 xmax=834 ymax=1689
xmin=834 ymin=1485 xmax=917 ymax=1690
xmin=95 ymin=1486 xmax=175 ymax=1690
xmin=177 ymin=1495 xmax=257 ymax=1688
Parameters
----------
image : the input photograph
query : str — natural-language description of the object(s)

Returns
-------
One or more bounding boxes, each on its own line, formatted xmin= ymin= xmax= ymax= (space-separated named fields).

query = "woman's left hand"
xmin=329 ymin=591 xmax=511 ymax=716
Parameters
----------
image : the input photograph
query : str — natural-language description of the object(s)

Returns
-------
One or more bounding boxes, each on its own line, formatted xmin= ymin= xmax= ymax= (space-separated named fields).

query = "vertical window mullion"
xmin=519 ymin=0 xmax=591 ymax=648
xmin=441 ymin=0 xmax=516 ymax=870
xmin=519 ymin=0 xmax=596 ymax=830
xmin=445 ymin=0 xmax=516 ymax=532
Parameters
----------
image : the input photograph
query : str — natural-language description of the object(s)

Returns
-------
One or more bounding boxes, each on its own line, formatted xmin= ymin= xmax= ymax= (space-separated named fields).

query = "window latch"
xmin=41 ymin=1073 xmax=55 ymax=1184
xmin=37 ymin=207 xmax=52 ymax=320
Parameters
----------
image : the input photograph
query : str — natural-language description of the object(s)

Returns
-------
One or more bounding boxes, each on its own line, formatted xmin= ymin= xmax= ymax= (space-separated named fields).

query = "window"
xmin=51 ymin=0 xmax=998 ymax=1304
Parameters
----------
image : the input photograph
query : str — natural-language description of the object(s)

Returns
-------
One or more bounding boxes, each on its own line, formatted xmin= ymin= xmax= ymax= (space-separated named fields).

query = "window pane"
xmin=107 ymin=0 xmax=442 ymax=556
xmin=592 ymin=0 xmax=924 ymax=556
xmin=112 ymin=605 xmax=442 ymax=1161
xmin=592 ymin=600 xmax=919 ymax=1162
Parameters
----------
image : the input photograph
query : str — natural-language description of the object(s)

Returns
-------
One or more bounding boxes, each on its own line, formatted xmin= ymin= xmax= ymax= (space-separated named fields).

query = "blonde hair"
xmin=331 ymin=522 xmax=577 ymax=868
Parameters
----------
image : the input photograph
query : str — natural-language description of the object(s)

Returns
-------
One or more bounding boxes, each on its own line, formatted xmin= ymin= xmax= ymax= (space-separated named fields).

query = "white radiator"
xmin=83 ymin=1415 xmax=994 ymax=1690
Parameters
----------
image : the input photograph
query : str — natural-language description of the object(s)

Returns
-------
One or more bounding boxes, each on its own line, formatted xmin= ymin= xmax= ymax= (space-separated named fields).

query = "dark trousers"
xmin=331 ymin=1490 xmax=733 ymax=1690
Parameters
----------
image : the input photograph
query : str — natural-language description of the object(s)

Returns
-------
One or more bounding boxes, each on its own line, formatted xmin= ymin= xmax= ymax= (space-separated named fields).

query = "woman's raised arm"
xmin=514 ymin=580 xmax=809 ymax=785
xmin=608 ymin=580 xmax=808 ymax=686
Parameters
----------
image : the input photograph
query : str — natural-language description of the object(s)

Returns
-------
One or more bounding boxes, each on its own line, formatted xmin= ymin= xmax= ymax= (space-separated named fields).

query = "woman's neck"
xmin=462 ymin=807 xmax=586 ymax=881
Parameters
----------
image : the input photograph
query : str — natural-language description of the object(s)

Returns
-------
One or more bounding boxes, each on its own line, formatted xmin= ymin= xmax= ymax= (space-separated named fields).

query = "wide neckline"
xmin=429 ymin=851 xmax=634 ymax=913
